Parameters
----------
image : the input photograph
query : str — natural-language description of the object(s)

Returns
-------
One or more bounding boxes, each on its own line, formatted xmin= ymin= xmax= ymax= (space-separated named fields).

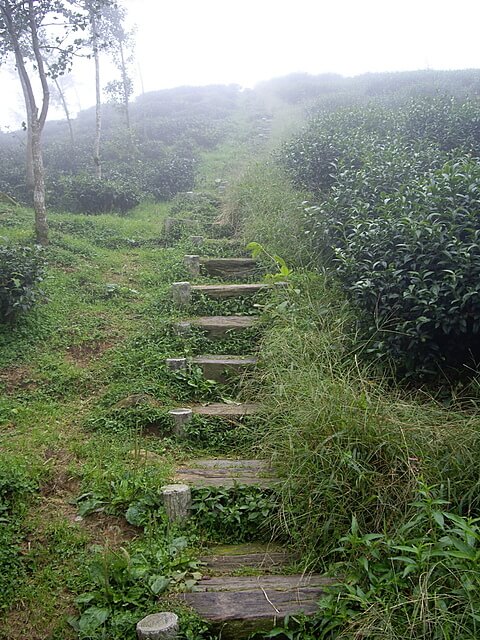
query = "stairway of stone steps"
xmin=136 ymin=228 xmax=328 ymax=640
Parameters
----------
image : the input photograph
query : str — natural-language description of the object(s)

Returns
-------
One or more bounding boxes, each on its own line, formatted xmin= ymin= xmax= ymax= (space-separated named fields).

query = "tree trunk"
xmin=119 ymin=40 xmax=130 ymax=130
xmin=18 ymin=67 xmax=35 ymax=197
xmin=53 ymin=76 xmax=75 ymax=149
xmin=31 ymin=118 xmax=49 ymax=245
xmin=92 ymin=12 xmax=102 ymax=179
xmin=2 ymin=1 xmax=50 ymax=244
xmin=26 ymin=128 xmax=35 ymax=196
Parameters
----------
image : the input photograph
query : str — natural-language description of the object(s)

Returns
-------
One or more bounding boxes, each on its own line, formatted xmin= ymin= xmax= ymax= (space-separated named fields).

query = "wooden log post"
xmin=189 ymin=235 xmax=204 ymax=248
xmin=136 ymin=612 xmax=179 ymax=639
xmin=184 ymin=254 xmax=200 ymax=278
xmin=168 ymin=408 xmax=193 ymax=438
xmin=162 ymin=484 xmax=191 ymax=522
xmin=166 ymin=358 xmax=187 ymax=371
xmin=172 ymin=282 xmax=191 ymax=308
xmin=163 ymin=217 xmax=176 ymax=237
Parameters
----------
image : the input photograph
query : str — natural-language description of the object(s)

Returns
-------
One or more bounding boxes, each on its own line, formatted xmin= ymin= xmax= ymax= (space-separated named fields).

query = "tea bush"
xmin=0 ymin=243 xmax=45 ymax=322
xmin=282 ymin=97 xmax=480 ymax=195
xmin=333 ymin=158 xmax=480 ymax=375
xmin=51 ymin=174 xmax=142 ymax=215
xmin=282 ymin=96 xmax=480 ymax=377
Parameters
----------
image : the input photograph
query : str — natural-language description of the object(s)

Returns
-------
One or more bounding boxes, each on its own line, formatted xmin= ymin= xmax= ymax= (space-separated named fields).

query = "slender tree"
xmin=103 ymin=3 xmax=134 ymax=131
xmin=0 ymin=0 xmax=111 ymax=244
xmin=87 ymin=0 xmax=102 ymax=178
xmin=49 ymin=70 xmax=76 ymax=149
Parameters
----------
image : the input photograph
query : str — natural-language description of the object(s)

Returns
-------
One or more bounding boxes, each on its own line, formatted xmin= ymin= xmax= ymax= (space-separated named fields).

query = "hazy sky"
xmin=1 ymin=0 xmax=480 ymax=129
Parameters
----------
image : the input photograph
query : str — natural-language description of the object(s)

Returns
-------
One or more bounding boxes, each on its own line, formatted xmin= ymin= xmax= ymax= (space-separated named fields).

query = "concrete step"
xmin=191 ymin=355 xmax=257 ymax=383
xmin=179 ymin=573 xmax=334 ymax=639
xmin=175 ymin=458 xmax=277 ymax=488
xmin=175 ymin=315 xmax=257 ymax=339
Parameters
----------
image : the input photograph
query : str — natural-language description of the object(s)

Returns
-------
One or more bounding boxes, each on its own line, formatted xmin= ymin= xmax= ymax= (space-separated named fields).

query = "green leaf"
xmin=149 ymin=575 xmax=170 ymax=595
xmin=77 ymin=606 xmax=110 ymax=633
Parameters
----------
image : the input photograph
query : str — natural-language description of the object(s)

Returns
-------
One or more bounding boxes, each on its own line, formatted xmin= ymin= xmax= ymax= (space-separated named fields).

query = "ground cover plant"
xmin=0 ymin=179 xmax=271 ymax=639
xmin=3 ymin=70 xmax=480 ymax=640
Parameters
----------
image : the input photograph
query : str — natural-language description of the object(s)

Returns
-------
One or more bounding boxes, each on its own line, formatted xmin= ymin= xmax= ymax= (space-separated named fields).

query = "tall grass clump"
xmin=222 ymin=162 xmax=311 ymax=265
xmin=255 ymin=273 xmax=480 ymax=554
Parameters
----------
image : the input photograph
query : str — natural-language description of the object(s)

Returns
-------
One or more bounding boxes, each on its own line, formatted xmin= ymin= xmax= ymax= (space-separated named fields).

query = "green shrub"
xmin=52 ymin=174 xmax=142 ymax=214
xmin=329 ymin=158 xmax=480 ymax=377
xmin=0 ymin=243 xmax=45 ymax=322
xmin=282 ymin=96 xmax=480 ymax=377
xmin=169 ymin=191 xmax=220 ymax=221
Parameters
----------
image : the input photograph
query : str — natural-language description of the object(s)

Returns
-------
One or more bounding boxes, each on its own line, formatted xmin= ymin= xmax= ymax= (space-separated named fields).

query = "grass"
xmin=224 ymin=155 xmax=480 ymax=638
xmin=0 ymin=196 xmax=274 ymax=640
xmin=251 ymin=271 xmax=480 ymax=553
xmin=3 ymin=93 xmax=480 ymax=639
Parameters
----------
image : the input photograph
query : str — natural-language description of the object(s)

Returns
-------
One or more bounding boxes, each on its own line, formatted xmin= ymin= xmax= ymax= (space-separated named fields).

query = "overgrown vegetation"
xmin=2 ymin=69 xmax=480 ymax=640
xmin=280 ymin=96 xmax=480 ymax=378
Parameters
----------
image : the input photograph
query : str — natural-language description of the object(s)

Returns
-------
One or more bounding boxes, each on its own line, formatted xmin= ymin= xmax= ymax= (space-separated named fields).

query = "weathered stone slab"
xmin=175 ymin=458 xmax=276 ymax=488
xmin=200 ymin=544 xmax=293 ymax=573
xmin=192 ymin=574 xmax=331 ymax=591
xmin=191 ymin=355 xmax=257 ymax=383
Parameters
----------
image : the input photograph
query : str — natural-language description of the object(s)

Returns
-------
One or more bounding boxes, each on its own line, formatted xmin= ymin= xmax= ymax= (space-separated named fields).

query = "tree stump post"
xmin=166 ymin=358 xmax=187 ymax=371
xmin=164 ymin=217 xmax=176 ymax=237
xmin=162 ymin=484 xmax=191 ymax=522
xmin=172 ymin=282 xmax=191 ymax=307
xmin=136 ymin=612 xmax=179 ymax=639
xmin=184 ymin=255 xmax=200 ymax=277
xmin=174 ymin=321 xmax=192 ymax=336
xmin=168 ymin=408 xmax=193 ymax=438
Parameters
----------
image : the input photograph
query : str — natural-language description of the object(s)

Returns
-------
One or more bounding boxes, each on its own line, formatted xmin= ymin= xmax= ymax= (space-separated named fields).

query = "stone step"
xmin=190 ymin=402 xmax=260 ymax=417
xmin=200 ymin=543 xmax=294 ymax=574
xmin=176 ymin=315 xmax=257 ymax=339
xmin=175 ymin=458 xmax=277 ymax=488
xmin=201 ymin=257 xmax=259 ymax=279
xmin=191 ymin=355 xmax=257 ymax=383
xmin=191 ymin=283 xmax=269 ymax=299
xmin=180 ymin=574 xmax=334 ymax=639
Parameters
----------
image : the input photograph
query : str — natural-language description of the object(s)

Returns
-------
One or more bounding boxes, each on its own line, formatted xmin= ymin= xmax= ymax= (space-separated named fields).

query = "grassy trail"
xmin=0 ymin=203 xmax=184 ymax=638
